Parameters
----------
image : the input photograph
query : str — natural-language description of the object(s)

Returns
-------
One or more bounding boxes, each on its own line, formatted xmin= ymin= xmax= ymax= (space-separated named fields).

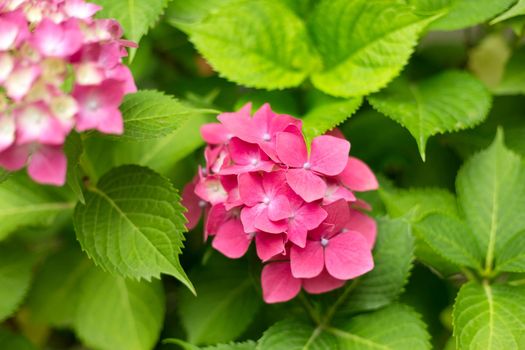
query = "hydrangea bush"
xmin=1 ymin=0 xmax=525 ymax=349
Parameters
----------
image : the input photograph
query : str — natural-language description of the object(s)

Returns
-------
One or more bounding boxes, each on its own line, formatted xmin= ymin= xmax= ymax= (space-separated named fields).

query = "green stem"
xmin=321 ymin=279 xmax=361 ymax=327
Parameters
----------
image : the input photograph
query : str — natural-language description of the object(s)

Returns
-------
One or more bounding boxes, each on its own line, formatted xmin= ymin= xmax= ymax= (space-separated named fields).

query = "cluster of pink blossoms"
xmin=0 ymin=0 xmax=136 ymax=185
xmin=183 ymin=103 xmax=379 ymax=303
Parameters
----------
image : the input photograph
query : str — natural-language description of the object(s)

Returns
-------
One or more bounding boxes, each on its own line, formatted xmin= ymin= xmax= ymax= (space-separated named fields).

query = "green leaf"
xmin=309 ymin=0 xmax=434 ymax=97
xmin=257 ymin=319 xmax=339 ymax=350
xmin=302 ymin=96 xmax=363 ymax=141
xmin=64 ymin=132 xmax=85 ymax=204
xmin=27 ymin=249 xmax=93 ymax=327
xmin=185 ymin=0 xmax=319 ymax=89
xmin=95 ymin=0 xmax=169 ymax=58
xmin=456 ymin=130 xmax=525 ymax=273
xmin=408 ymin=0 xmax=517 ymax=31
xmin=168 ymin=0 xmax=235 ymax=25
xmin=257 ymin=304 xmax=430 ymax=350
xmin=0 ymin=173 xmax=74 ymax=241
xmin=380 ymin=187 xmax=459 ymax=222
xmin=178 ymin=258 xmax=262 ymax=345
xmin=0 ymin=329 xmax=37 ymax=350
xmin=74 ymin=165 xmax=193 ymax=292
xmin=414 ymin=214 xmax=483 ymax=269
xmin=74 ymin=267 xmax=165 ymax=350
xmin=0 ymin=242 xmax=33 ymax=321
xmin=164 ymin=339 xmax=256 ymax=350
xmin=453 ymin=281 xmax=525 ymax=350
xmin=119 ymin=90 xmax=217 ymax=140
xmin=496 ymin=230 xmax=525 ymax=272
xmin=492 ymin=0 xmax=525 ymax=24
xmin=494 ymin=47 xmax=525 ymax=95
xmin=368 ymin=71 xmax=492 ymax=159
xmin=341 ymin=217 xmax=414 ymax=314
xmin=331 ymin=304 xmax=431 ymax=350
xmin=82 ymin=112 xmax=214 ymax=180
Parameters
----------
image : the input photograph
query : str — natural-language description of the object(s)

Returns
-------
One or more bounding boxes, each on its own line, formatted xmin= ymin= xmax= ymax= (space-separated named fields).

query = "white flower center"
xmin=262 ymin=196 xmax=271 ymax=205
xmin=86 ymin=98 xmax=99 ymax=112
xmin=303 ymin=162 xmax=311 ymax=170
xmin=262 ymin=133 xmax=271 ymax=141
xmin=198 ymin=200 xmax=207 ymax=208
xmin=250 ymin=158 xmax=258 ymax=166
xmin=321 ymin=238 xmax=329 ymax=247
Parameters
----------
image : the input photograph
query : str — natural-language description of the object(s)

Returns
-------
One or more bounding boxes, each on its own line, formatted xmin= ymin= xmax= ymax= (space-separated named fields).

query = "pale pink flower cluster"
xmin=0 ymin=0 xmax=136 ymax=185
xmin=183 ymin=103 xmax=379 ymax=303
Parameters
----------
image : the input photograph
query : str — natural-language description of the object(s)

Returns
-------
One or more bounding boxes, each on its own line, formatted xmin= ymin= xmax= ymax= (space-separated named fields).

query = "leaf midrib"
xmin=325 ymin=326 xmax=390 ymax=349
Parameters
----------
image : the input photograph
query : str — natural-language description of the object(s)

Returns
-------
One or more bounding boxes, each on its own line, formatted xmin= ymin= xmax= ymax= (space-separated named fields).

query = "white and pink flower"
xmin=182 ymin=103 xmax=380 ymax=303
xmin=0 ymin=0 xmax=136 ymax=185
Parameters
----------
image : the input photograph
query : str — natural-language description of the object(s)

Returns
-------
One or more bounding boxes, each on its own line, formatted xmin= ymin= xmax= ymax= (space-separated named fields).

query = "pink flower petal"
xmin=290 ymin=241 xmax=324 ymax=278
xmin=217 ymin=103 xmax=253 ymax=140
xmin=205 ymin=203 xmax=229 ymax=238
xmin=240 ymin=205 xmax=262 ymax=233
xmin=325 ymin=231 xmax=374 ymax=280
xmin=323 ymin=180 xmax=356 ymax=205
xmin=261 ymin=262 xmax=301 ymax=303
xmin=0 ymin=114 xmax=15 ymax=152
xmin=254 ymin=206 xmax=287 ymax=233
xmin=0 ymin=144 xmax=28 ymax=171
xmin=286 ymin=168 xmax=327 ymax=203
xmin=295 ymin=202 xmax=327 ymax=231
xmin=346 ymin=209 xmax=377 ymax=249
xmin=212 ymin=219 xmax=251 ymax=259
xmin=288 ymin=222 xmax=308 ymax=248
xmin=64 ymin=0 xmax=102 ymax=19
xmin=194 ymin=176 xmax=228 ymax=204
xmin=309 ymin=135 xmax=350 ymax=176
xmin=323 ymin=199 xmax=351 ymax=233
xmin=201 ymin=123 xmax=230 ymax=144
xmin=302 ymin=269 xmax=346 ymax=294
xmin=338 ymin=157 xmax=379 ymax=192
xmin=181 ymin=179 xmax=205 ymax=230
xmin=275 ymin=132 xmax=307 ymax=168
xmin=31 ymin=19 xmax=83 ymax=57
xmin=255 ymin=232 xmax=285 ymax=261
xmin=238 ymin=172 xmax=265 ymax=206
xmin=27 ymin=146 xmax=67 ymax=186
xmin=267 ymin=194 xmax=292 ymax=221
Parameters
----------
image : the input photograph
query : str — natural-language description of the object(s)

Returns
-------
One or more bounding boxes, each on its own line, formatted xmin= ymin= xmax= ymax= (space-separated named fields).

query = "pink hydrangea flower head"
xmin=182 ymin=103 xmax=379 ymax=303
xmin=0 ymin=0 xmax=136 ymax=185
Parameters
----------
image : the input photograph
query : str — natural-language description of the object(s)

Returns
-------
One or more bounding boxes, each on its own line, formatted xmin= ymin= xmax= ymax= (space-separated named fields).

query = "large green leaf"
xmin=302 ymin=96 xmax=363 ymax=141
xmin=74 ymin=267 xmax=165 ymax=350
xmin=0 ymin=173 xmax=74 ymax=241
xmin=74 ymin=165 xmax=193 ymax=292
xmin=407 ymin=0 xmax=517 ymax=30
xmin=178 ymin=258 xmax=262 ymax=345
xmin=341 ymin=217 xmax=414 ymax=314
xmin=456 ymin=131 xmax=525 ymax=274
xmin=119 ymin=90 xmax=217 ymax=140
xmin=368 ymin=71 xmax=492 ymax=159
xmin=453 ymin=282 xmax=525 ymax=350
xmin=379 ymin=187 xmax=461 ymax=276
xmin=309 ymin=0 xmax=434 ymax=97
xmin=332 ymin=304 xmax=431 ymax=350
xmin=257 ymin=319 xmax=339 ymax=350
xmin=496 ymin=230 xmax=525 ymax=273
xmin=184 ymin=0 xmax=319 ymax=89
xmin=0 ymin=169 xmax=9 ymax=184
xmin=0 ymin=242 xmax=34 ymax=321
xmin=27 ymin=249 xmax=93 ymax=327
xmin=491 ymin=0 xmax=525 ymax=23
xmin=414 ymin=214 xmax=483 ymax=270
xmin=95 ymin=0 xmax=169 ymax=57
xmin=257 ymin=304 xmax=430 ymax=350
xmin=380 ymin=187 xmax=459 ymax=221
